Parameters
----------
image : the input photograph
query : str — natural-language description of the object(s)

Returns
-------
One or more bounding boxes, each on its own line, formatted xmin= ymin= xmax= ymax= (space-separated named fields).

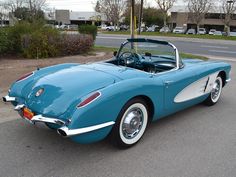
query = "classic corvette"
xmin=3 ymin=38 xmax=231 ymax=148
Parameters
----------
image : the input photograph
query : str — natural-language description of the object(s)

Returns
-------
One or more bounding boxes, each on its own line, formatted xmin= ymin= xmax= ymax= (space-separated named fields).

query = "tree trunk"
xmin=227 ymin=25 xmax=230 ymax=37
xmin=197 ymin=24 xmax=200 ymax=34
xmin=163 ymin=14 xmax=167 ymax=33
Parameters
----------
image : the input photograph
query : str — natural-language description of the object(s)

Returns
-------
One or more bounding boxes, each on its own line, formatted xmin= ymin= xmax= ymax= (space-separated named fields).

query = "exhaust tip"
xmin=2 ymin=97 xmax=6 ymax=102
xmin=57 ymin=129 xmax=67 ymax=137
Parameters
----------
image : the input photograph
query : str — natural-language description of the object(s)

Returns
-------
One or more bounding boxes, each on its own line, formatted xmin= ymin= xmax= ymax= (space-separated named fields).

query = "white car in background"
xmin=198 ymin=28 xmax=207 ymax=34
xmin=186 ymin=29 xmax=196 ymax=35
xmin=209 ymin=29 xmax=216 ymax=35
xmin=160 ymin=26 xmax=171 ymax=33
xmin=213 ymin=31 xmax=223 ymax=36
xmin=230 ymin=32 xmax=236 ymax=37
xmin=173 ymin=27 xmax=186 ymax=34
xmin=147 ymin=25 xmax=159 ymax=32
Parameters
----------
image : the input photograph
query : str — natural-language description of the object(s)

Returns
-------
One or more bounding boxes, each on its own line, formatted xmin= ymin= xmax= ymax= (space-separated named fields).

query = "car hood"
xmin=25 ymin=63 xmax=148 ymax=117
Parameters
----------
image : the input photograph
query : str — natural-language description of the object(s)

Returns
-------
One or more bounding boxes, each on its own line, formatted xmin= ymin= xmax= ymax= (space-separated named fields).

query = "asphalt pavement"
xmin=0 ymin=59 xmax=235 ymax=177
xmin=95 ymin=34 xmax=236 ymax=59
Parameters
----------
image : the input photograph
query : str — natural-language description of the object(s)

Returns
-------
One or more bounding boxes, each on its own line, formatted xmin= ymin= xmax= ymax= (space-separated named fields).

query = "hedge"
xmin=78 ymin=25 xmax=97 ymax=40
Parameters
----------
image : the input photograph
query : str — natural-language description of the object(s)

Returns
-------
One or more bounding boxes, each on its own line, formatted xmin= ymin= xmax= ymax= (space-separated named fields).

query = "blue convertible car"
xmin=3 ymin=38 xmax=231 ymax=148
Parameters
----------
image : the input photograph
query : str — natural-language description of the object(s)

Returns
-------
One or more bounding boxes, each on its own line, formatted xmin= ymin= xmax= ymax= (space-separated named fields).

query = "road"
xmin=95 ymin=34 xmax=236 ymax=59
xmin=0 ymin=60 xmax=235 ymax=177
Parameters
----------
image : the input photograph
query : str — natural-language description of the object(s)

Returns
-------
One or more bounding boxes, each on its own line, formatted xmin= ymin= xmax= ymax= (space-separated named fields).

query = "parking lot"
xmin=0 ymin=54 xmax=235 ymax=177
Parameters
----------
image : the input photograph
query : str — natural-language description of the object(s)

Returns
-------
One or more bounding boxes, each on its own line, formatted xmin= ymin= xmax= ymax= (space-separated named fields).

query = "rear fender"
xmin=67 ymin=77 xmax=164 ymax=143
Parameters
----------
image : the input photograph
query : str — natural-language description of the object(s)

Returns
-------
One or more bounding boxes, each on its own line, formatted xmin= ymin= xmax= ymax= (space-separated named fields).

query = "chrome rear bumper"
xmin=31 ymin=115 xmax=65 ymax=125
xmin=57 ymin=121 xmax=115 ymax=137
xmin=3 ymin=96 xmax=115 ymax=137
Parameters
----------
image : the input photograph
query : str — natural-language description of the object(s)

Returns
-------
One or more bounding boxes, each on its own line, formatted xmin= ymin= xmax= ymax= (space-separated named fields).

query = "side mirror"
xmin=113 ymin=51 xmax=117 ymax=57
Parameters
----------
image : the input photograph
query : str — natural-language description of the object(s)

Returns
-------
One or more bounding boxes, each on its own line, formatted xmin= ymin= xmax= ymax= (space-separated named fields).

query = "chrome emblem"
xmin=35 ymin=88 xmax=44 ymax=97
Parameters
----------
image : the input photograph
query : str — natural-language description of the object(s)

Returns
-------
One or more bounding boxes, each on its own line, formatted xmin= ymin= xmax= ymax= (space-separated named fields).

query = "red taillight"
xmin=77 ymin=92 xmax=101 ymax=108
xmin=16 ymin=72 xmax=33 ymax=82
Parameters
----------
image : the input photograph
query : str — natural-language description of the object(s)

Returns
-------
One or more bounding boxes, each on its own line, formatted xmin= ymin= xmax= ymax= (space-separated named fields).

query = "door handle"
xmin=164 ymin=80 xmax=174 ymax=85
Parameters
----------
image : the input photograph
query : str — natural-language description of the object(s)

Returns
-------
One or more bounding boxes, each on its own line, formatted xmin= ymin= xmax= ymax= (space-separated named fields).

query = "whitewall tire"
xmin=204 ymin=76 xmax=223 ymax=106
xmin=110 ymin=98 xmax=149 ymax=148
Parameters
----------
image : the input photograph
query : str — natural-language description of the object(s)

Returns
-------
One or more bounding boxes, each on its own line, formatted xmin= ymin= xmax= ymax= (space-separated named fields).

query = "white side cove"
xmin=174 ymin=72 xmax=219 ymax=103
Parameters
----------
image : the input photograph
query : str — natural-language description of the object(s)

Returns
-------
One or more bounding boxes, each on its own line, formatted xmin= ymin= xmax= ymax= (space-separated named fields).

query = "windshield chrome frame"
xmin=116 ymin=39 xmax=181 ymax=71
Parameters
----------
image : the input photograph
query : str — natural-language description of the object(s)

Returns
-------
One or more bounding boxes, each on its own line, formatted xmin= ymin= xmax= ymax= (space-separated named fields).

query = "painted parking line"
xmin=209 ymin=50 xmax=236 ymax=54
xmin=201 ymin=45 xmax=228 ymax=49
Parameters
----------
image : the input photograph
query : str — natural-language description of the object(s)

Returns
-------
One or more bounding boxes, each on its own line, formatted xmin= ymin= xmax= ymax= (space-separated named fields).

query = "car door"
xmin=157 ymin=66 xmax=200 ymax=116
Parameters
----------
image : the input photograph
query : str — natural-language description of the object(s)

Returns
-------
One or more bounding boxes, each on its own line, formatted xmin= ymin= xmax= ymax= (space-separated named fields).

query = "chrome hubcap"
xmin=122 ymin=108 xmax=143 ymax=139
xmin=211 ymin=79 xmax=221 ymax=101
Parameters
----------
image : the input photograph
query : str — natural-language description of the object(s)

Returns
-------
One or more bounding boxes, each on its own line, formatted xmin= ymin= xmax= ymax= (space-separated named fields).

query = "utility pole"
xmin=138 ymin=0 xmax=144 ymax=35
xmin=29 ymin=0 xmax=32 ymax=11
xmin=131 ymin=0 xmax=135 ymax=39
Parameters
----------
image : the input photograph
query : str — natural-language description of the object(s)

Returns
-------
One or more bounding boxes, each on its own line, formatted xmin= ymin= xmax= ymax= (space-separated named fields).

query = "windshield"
xmin=107 ymin=39 xmax=180 ymax=74
xmin=118 ymin=40 xmax=176 ymax=64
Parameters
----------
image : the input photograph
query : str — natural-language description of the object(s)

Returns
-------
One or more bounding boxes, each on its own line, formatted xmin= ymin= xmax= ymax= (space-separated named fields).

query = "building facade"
xmin=171 ymin=7 xmax=236 ymax=31
xmin=46 ymin=10 xmax=107 ymax=26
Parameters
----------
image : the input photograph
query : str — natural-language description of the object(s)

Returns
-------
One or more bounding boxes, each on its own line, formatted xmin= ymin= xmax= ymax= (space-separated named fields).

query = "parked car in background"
xmin=214 ymin=31 xmax=223 ymax=36
xmin=186 ymin=29 xmax=196 ymax=35
xmin=120 ymin=25 xmax=129 ymax=31
xmin=136 ymin=26 xmax=147 ymax=32
xmin=173 ymin=27 xmax=186 ymax=34
xmin=68 ymin=25 xmax=78 ymax=31
xmin=229 ymin=32 xmax=236 ymax=37
xmin=101 ymin=25 xmax=108 ymax=30
xmin=209 ymin=29 xmax=216 ymax=35
xmin=105 ymin=26 xmax=115 ymax=31
xmin=160 ymin=26 xmax=171 ymax=33
xmin=198 ymin=28 xmax=207 ymax=35
xmin=147 ymin=25 xmax=159 ymax=32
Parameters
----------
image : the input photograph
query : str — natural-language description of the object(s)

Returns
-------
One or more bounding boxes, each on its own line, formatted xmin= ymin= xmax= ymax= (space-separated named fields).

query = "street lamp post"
xmin=138 ymin=0 xmax=144 ymax=35
xmin=131 ymin=0 xmax=135 ymax=39
xmin=226 ymin=0 xmax=234 ymax=36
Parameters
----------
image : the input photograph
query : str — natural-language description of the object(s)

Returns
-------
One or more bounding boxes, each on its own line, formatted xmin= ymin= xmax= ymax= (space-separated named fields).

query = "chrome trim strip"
xmin=14 ymin=104 xmax=25 ymax=111
xmin=2 ymin=95 xmax=16 ymax=102
xmin=226 ymin=78 xmax=231 ymax=83
xmin=58 ymin=121 xmax=115 ymax=137
xmin=31 ymin=115 xmax=65 ymax=125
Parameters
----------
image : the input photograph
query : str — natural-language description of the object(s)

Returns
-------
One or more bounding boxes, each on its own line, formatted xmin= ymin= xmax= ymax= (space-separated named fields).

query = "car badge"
xmin=35 ymin=88 xmax=44 ymax=97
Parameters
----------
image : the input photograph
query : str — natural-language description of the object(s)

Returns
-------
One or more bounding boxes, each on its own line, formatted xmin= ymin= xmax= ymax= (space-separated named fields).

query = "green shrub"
xmin=0 ymin=28 xmax=11 ymax=54
xmin=8 ymin=21 xmax=43 ymax=53
xmin=78 ymin=25 xmax=97 ymax=40
xmin=59 ymin=34 xmax=93 ymax=56
xmin=22 ymin=27 xmax=60 ymax=58
xmin=1 ymin=21 xmax=94 ymax=58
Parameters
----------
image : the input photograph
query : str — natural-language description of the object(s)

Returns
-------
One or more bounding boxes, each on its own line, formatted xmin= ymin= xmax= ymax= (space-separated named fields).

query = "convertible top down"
xmin=3 ymin=38 xmax=231 ymax=148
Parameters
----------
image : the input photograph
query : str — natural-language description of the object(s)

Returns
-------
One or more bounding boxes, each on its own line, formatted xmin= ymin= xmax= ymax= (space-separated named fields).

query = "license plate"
xmin=23 ymin=107 xmax=34 ymax=120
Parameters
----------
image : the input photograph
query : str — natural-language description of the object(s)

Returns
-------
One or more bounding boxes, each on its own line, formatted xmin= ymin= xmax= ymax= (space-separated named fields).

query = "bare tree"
xmin=95 ymin=0 xmax=126 ymax=30
xmin=27 ymin=0 xmax=46 ymax=11
xmin=221 ymin=0 xmax=236 ymax=36
xmin=4 ymin=0 xmax=25 ymax=12
xmin=155 ymin=0 xmax=176 ymax=30
xmin=187 ymin=0 xmax=212 ymax=32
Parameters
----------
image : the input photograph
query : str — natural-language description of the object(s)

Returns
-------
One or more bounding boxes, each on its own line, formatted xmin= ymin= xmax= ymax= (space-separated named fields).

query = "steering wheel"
xmin=119 ymin=52 xmax=141 ymax=66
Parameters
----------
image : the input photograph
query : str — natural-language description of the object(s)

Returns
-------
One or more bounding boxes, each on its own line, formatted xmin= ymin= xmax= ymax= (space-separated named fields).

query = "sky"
xmin=46 ymin=0 xmax=186 ymax=12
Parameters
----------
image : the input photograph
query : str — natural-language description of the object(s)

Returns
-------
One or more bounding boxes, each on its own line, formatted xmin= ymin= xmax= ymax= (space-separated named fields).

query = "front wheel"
xmin=204 ymin=76 xmax=223 ymax=106
xmin=110 ymin=98 xmax=149 ymax=148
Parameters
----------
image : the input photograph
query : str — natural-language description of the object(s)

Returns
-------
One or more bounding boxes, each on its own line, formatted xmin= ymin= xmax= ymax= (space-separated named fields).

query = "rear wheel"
xmin=204 ymin=76 xmax=223 ymax=106
xmin=110 ymin=98 xmax=149 ymax=148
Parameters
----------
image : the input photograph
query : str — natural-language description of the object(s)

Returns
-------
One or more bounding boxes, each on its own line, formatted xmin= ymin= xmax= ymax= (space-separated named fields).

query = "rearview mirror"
xmin=113 ymin=51 xmax=117 ymax=56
